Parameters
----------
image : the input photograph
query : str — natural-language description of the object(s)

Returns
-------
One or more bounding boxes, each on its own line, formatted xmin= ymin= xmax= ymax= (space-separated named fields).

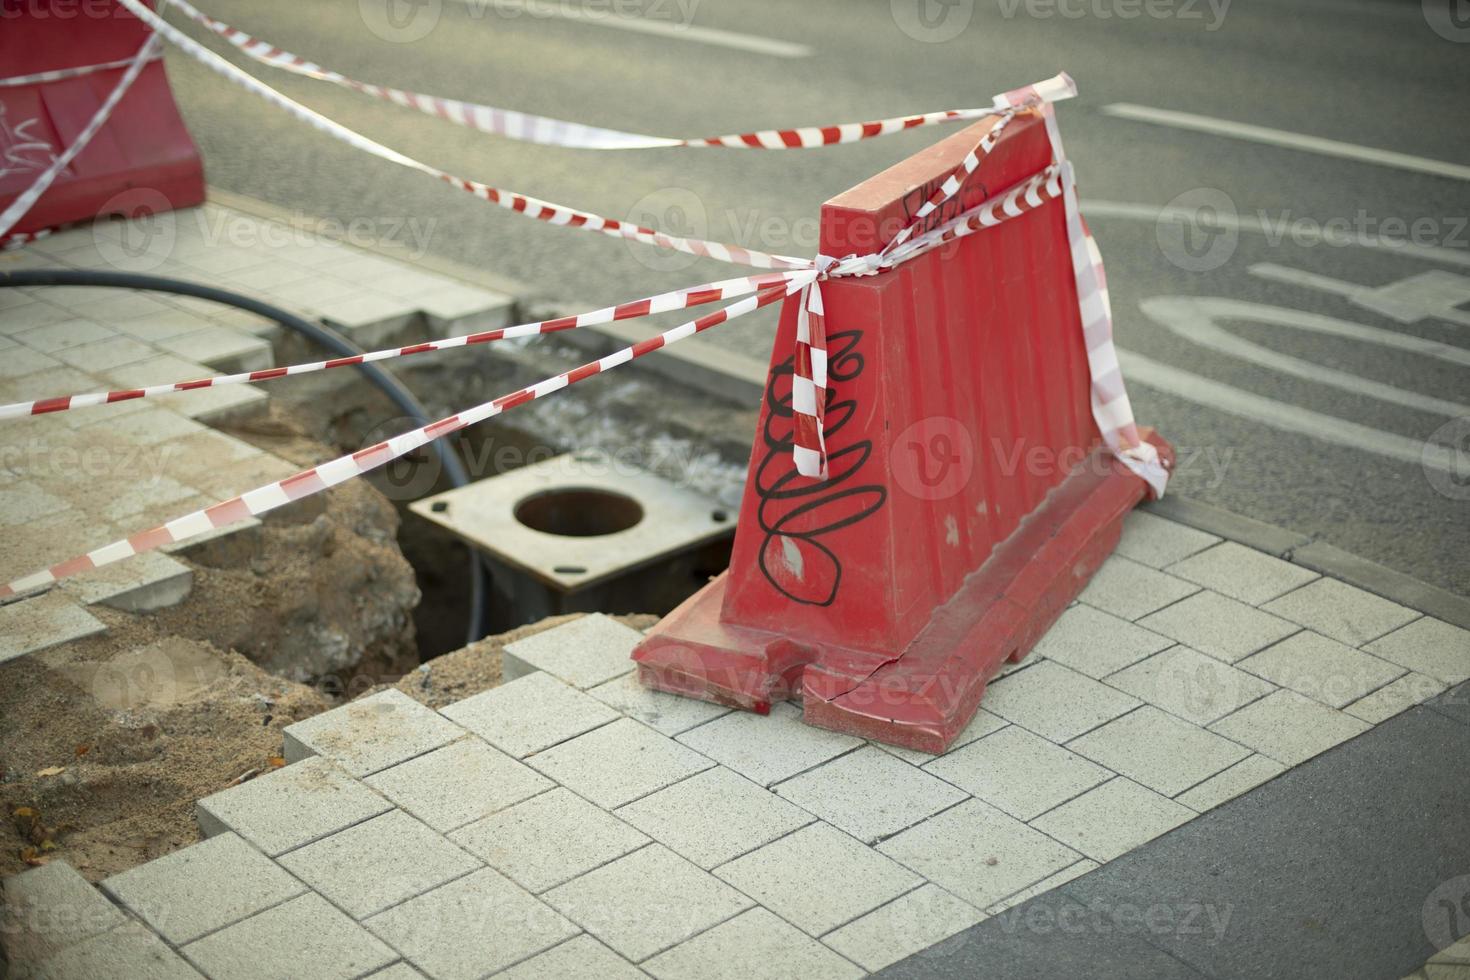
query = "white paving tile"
xmin=983 ymin=859 xmax=1099 ymax=914
xmin=677 ymin=701 xmax=862 ymax=787
xmin=365 ymin=737 xmax=553 ymax=832
xmin=195 ymin=756 xmax=392 ymax=857
xmin=363 ymin=868 xmax=578 ymax=980
xmin=616 ymin=766 xmax=814 ymax=869
xmin=545 ymin=844 xmax=753 ymax=963
xmin=645 ymin=907 xmax=863 ymax=980
xmin=1208 ymin=689 xmax=1371 ymax=766
xmin=590 ymin=670 xmax=731 ymax=736
xmin=101 ymin=833 xmax=304 ymax=945
xmin=715 ymin=822 xmax=920 ymax=937
xmin=1238 ymin=631 xmax=1404 ymax=709
xmin=1106 ymin=645 xmax=1276 ymax=726
xmin=1166 ymin=542 xmax=1319 ymax=605
xmin=1262 ymin=579 xmax=1419 ymax=647
xmin=774 ymin=746 xmax=966 ymax=844
xmin=494 ymin=935 xmax=645 ymax=980
xmin=877 ymin=800 xmax=1082 ymax=910
xmin=1029 ymin=777 xmax=1193 ymax=863
xmin=981 ymin=661 xmax=1141 ymax=742
xmin=821 ymin=884 xmax=983 ymax=973
xmin=1344 ymin=672 xmax=1448 ymax=724
xmin=50 ymin=922 xmax=205 ymax=980
xmin=1067 ymin=706 xmax=1251 ymax=797
xmin=923 ymin=725 xmax=1111 ymax=821
xmin=1366 ymin=618 xmax=1470 ymax=686
xmin=278 ymin=810 xmax=480 ymax=919
xmin=182 ymin=893 xmax=396 ymax=980
xmin=873 ymin=708 xmax=1008 ymax=766
xmin=440 ymin=671 xmax=618 ymax=758
xmin=283 ymin=688 xmax=466 ymax=776
xmin=1031 ymin=604 xmax=1174 ymax=678
xmin=528 ymin=717 xmax=713 ymax=809
xmin=449 ymin=787 xmax=648 ymax=894
xmin=1138 ymin=589 xmax=1300 ymax=663
xmin=1114 ymin=510 xmax=1221 ymax=568
xmin=1078 ymin=555 xmax=1200 ymax=620
xmin=502 ymin=612 xmax=641 ymax=689
xmin=1174 ymin=754 xmax=1287 ymax=813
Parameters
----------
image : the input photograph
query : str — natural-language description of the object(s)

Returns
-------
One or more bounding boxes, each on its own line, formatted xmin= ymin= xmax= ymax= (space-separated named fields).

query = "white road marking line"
xmin=1100 ymin=104 xmax=1470 ymax=183
xmin=1115 ymin=347 xmax=1469 ymax=479
xmin=1248 ymin=263 xmax=1470 ymax=329
xmin=1139 ymin=296 xmax=1470 ymax=418
xmin=1081 ymin=200 xmax=1470 ymax=269
xmin=456 ymin=0 xmax=813 ymax=58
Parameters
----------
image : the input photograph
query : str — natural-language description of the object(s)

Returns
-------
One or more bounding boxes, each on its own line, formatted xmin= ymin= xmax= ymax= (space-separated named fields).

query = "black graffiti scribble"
xmin=754 ymin=329 xmax=886 ymax=606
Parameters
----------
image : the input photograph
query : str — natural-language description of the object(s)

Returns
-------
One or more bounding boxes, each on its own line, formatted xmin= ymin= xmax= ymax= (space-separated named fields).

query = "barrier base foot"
xmin=634 ymin=434 xmax=1172 ymax=754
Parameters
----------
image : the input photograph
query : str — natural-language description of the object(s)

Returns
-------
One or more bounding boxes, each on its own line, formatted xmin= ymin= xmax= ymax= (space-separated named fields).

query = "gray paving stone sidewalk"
xmin=5 ymin=535 xmax=1466 ymax=979
xmin=0 ymin=202 xmax=512 ymax=663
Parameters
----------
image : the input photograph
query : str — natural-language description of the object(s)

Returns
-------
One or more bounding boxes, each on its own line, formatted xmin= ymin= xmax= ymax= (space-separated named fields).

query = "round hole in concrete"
xmin=711 ymin=509 xmax=729 ymax=523
xmin=514 ymin=487 xmax=644 ymax=537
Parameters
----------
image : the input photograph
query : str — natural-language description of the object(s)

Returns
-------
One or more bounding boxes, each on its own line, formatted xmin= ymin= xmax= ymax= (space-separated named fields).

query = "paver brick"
xmin=62 ymin=551 xmax=193 ymax=612
xmin=645 ymin=907 xmax=863 ymax=980
xmin=775 ymin=746 xmax=965 ymax=844
xmin=101 ymin=832 xmax=305 ymax=944
xmin=0 ymin=861 xmax=128 ymax=969
xmin=590 ymin=669 xmax=731 ymax=736
xmin=196 ymin=755 xmax=392 ymax=856
xmin=1175 ymin=754 xmax=1286 ymax=813
xmin=1262 ymin=578 xmax=1419 ymax=646
xmin=1106 ymin=645 xmax=1276 ymax=726
xmin=157 ymin=327 xmax=273 ymax=373
xmin=716 ymin=822 xmax=921 ymax=937
xmin=1166 ymin=541 xmax=1319 ymax=605
xmin=13 ymin=318 xmax=114 ymax=353
xmin=1345 ymin=672 xmax=1448 ymax=724
xmin=874 ymin=709 xmax=1008 ymax=766
xmin=279 ymin=810 xmax=480 ymax=919
xmin=1030 ymin=603 xmax=1174 ymax=679
xmin=821 ymin=884 xmax=983 ymax=973
xmin=1208 ymin=689 xmax=1371 ymax=765
xmin=501 ymin=612 xmax=641 ymax=689
xmin=983 ymin=859 xmax=1098 ymax=914
xmin=1366 ymin=617 xmax=1470 ymax=685
xmin=284 ymin=688 xmax=467 ymax=776
xmin=876 ymin=800 xmax=1081 ymax=910
xmin=1138 ymin=589 xmax=1299 ymax=663
xmin=182 ymin=892 xmax=397 ymax=980
xmin=365 ymin=736 xmax=553 ymax=833
xmin=46 ymin=921 xmax=205 ymax=980
xmin=981 ymin=660 xmax=1141 ymax=742
xmin=616 ymin=766 xmax=814 ymax=869
xmin=923 ymin=725 xmax=1112 ymax=821
xmin=0 ymin=592 xmax=107 ymax=664
xmin=545 ymin=844 xmax=753 ymax=962
xmin=677 ymin=701 xmax=862 ymax=787
xmin=363 ymin=964 xmax=428 ymax=980
xmin=1068 ymin=705 xmax=1251 ymax=798
xmin=0 ymin=480 xmax=71 ymax=525
xmin=449 ymin=786 xmax=648 ymax=893
xmin=1077 ymin=555 xmax=1199 ymax=620
xmin=51 ymin=335 xmax=158 ymax=373
xmin=440 ymin=671 xmax=617 ymax=758
xmin=1029 ymin=777 xmax=1194 ymax=863
xmin=1239 ymin=631 xmax=1405 ymax=709
xmin=1114 ymin=510 xmax=1221 ymax=568
xmin=364 ymin=867 xmax=578 ymax=980
xmin=527 ymin=717 xmax=714 ymax=809
xmin=493 ymin=935 xmax=646 ymax=980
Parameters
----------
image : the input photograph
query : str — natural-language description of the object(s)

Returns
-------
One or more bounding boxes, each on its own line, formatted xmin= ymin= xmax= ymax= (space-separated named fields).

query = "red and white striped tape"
xmin=0 ymin=278 xmax=809 ymax=599
xmin=0 ymin=36 xmax=161 ymax=243
xmin=161 ymin=0 xmax=1074 ymax=151
xmin=0 ymin=51 xmax=163 ymax=88
xmin=0 ymin=271 xmax=800 ymax=419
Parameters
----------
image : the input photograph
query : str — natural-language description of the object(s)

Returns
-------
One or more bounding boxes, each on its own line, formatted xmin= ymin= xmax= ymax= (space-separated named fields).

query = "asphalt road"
xmin=158 ymin=0 xmax=1470 ymax=594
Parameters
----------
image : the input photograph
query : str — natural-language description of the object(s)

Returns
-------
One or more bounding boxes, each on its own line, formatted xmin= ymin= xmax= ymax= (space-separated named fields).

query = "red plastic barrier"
xmin=0 ymin=0 xmax=204 ymax=236
xmin=633 ymin=112 xmax=1172 ymax=754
